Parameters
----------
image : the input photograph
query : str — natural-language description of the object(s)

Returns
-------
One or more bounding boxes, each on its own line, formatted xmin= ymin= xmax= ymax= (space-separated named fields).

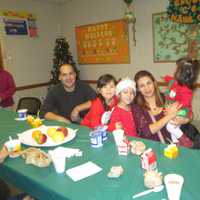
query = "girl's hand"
xmin=115 ymin=122 xmax=122 ymax=129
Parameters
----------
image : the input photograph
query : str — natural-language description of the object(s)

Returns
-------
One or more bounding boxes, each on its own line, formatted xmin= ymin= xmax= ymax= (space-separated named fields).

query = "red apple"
xmin=32 ymin=130 xmax=47 ymax=144
xmin=40 ymin=134 xmax=47 ymax=144
xmin=56 ymin=127 xmax=68 ymax=137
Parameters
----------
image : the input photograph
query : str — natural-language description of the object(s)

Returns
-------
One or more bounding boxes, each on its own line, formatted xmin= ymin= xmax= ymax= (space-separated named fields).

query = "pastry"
xmin=21 ymin=147 xmax=51 ymax=167
xmin=144 ymin=170 xmax=162 ymax=189
xmin=130 ymin=140 xmax=146 ymax=155
xmin=107 ymin=166 xmax=124 ymax=178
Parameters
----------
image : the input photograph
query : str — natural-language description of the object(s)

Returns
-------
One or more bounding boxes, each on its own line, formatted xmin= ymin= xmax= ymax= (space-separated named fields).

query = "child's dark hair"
xmin=97 ymin=74 xmax=117 ymax=111
xmin=175 ymin=57 xmax=200 ymax=89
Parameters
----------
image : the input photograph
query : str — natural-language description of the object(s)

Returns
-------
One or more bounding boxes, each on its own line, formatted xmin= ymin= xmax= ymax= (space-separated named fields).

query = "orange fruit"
xmin=52 ymin=131 xmax=65 ymax=143
xmin=47 ymin=127 xmax=57 ymax=137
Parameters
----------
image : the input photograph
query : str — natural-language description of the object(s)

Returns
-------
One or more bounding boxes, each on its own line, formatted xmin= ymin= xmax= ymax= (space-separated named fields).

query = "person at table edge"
xmin=0 ymin=64 xmax=16 ymax=109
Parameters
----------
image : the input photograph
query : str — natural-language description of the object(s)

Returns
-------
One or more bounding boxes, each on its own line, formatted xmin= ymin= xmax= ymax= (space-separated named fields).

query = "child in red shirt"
xmin=108 ymin=78 xmax=138 ymax=137
xmin=164 ymin=57 xmax=199 ymax=143
xmin=81 ymin=74 xmax=117 ymax=128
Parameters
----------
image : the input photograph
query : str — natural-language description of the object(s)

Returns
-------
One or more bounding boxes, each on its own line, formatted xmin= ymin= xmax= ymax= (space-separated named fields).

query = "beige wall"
xmin=61 ymin=0 xmax=173 ymax=81
xmin=0 ymin=0 xmax=62 ymax=86
xmin=0 ymin=0 xmax=63 ymax=106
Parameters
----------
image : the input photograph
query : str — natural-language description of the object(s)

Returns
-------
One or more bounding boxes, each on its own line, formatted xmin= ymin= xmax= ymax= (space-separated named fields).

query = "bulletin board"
xmin=75 ymin=19 xmax=130 ymax=64
xmin=0 ymin=10 xmax=38 ymax=37
xmin=153 ymin=12 xmax=200 ymax=62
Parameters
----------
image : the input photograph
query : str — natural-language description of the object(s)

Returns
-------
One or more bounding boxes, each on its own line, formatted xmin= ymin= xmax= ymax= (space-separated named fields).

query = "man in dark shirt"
xmin=40 ymin=64 xmax=96 ymax=123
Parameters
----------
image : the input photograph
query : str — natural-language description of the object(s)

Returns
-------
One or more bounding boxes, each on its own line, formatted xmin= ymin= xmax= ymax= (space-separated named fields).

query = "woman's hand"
xmin=164 ymin=102 xmax=182 ymax=120
xmin=171 ymin=116 xmax=190 ymax=126
xmin=149 ymin=102 xmax=182 ymax=134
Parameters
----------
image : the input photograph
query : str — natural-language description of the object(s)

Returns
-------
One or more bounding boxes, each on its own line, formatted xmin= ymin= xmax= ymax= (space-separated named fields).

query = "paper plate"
xmin=18 ymin=125 xmax=77 ymax=147
xmin=15 ymin=117 xmax=27 ymax=121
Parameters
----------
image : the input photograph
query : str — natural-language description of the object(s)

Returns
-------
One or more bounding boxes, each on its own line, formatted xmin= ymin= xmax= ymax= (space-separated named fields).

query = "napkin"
xmin=66 ymin=161 xmax=102 ymax=182
xmin=49 ymin=147 xmax=82 ymax=158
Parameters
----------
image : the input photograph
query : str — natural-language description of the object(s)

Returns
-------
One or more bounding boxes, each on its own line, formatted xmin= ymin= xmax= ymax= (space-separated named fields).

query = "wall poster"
xmin=75 ymin=19 xmax=130 ymax=64
xmin=153 ymin=12 xmax=200 ymax=63
xmin=0 ymin=10 xmax=38 ymax=37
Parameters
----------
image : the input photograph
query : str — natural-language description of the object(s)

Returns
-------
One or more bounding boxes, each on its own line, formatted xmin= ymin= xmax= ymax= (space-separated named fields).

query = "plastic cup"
xmin=90 ymin=131 xmax=103 ymax=148
xmin=51 ymin=152 xmax=66 ymax=174
xmin=4 ymin=139 xmax=21 ymax=157
xmin=17 ymin=109 xmax=28 ymax=119
xmin=96 ymin=126 xmax=108 ymax=141
xmin=112 ymin=129 xmax=124 ymax=146
xmin=164 ymin=174 xmax=184 ymax=200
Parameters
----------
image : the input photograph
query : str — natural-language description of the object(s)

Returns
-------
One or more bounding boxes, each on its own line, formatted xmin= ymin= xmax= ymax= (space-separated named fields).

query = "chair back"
xmin=17 ymin=97 xmax=41 ymax=115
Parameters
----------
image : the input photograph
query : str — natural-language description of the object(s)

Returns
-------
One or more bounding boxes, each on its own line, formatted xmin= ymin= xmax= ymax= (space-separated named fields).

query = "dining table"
xmin=0 ymin=108 xmax=200 ymax=200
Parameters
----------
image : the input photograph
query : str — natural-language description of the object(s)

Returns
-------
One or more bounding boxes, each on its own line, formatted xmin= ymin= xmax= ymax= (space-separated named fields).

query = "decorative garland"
xmin=123 ymin=0 xmax=136 ymax=45
xmin=0 ymin=10 xmax=36 ymax=19
xmin=167 ymin=0 xmax=200 ymax=24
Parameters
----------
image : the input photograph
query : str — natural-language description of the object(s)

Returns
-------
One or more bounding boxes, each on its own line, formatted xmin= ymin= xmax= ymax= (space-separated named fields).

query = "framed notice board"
xmin=153 ymin=12 xmax=200 ymax=62
xmin=75 ymin=19 xmax=130 ymax=64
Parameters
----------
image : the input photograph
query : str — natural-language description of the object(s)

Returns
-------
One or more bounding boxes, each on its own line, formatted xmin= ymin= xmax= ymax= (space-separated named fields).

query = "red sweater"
xmin=81 ymin=97 xmax=118 ymax=129
xmin=108 ymin=106 xmax=138 ymax=137
xmin=164 ymin=75 xmax=192 ymax=117
xmin=0 ymin=69 xmax=16 ymax=107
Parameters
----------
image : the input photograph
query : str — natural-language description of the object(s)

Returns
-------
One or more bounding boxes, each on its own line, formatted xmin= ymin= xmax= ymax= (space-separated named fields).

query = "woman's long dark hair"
xmin=97 ymin=74 xmax=117 ymax=111
xmin=134 ymin=70 xmax=164 ymax=110
xmin=175 ymin=57 xmax=200 ymax=89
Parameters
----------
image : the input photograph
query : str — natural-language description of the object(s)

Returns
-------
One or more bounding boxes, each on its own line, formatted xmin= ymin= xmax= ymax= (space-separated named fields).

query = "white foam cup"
xmin=164 ymin=174 xmax=184 ymax=200
xmin=50 ymin=151 xmax=66 ymax=173
xmin=5 ymin=139 xmax=21 ymax=154
xmin=17 ymin=109 xmax=28 ymax=119
xmin=112 ymin=129 xmax=124 ymax=146
xmin=89 ymin=131 xmax=103 ymax=148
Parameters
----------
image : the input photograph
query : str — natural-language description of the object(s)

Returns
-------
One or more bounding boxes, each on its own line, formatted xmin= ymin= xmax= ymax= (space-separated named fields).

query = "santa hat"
xmin=116 ymin=78 xmax=136 ymax=96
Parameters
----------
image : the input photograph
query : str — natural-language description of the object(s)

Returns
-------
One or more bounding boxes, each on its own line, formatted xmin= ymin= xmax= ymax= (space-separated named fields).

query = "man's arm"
xmin=71 ymin=100 xmax=92 ymax=122
xmin=40 ymin=87 xmax=71 ymax=123
xmin=70 ymin=81 xmax=96 ymax=122
xmin=45 ymin=112 xmax=71 ymax=124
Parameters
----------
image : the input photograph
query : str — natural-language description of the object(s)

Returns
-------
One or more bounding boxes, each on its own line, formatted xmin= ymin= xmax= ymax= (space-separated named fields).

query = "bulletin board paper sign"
xmin=75 ymin=19 xmax=130 ymax=64
xmin=3 ymin=18 xmax=28 ymax=35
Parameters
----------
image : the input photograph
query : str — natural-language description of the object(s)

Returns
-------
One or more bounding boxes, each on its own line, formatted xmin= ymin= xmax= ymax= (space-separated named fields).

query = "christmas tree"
xmin=50 ymin=37 xmax=76 ymax=86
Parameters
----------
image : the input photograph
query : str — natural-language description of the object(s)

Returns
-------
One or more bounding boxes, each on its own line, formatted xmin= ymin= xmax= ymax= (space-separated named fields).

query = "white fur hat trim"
xmin=116 ymin=78 xmax=136 ymax=95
